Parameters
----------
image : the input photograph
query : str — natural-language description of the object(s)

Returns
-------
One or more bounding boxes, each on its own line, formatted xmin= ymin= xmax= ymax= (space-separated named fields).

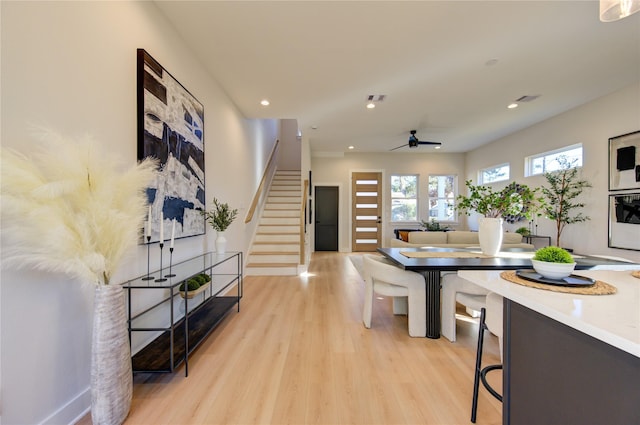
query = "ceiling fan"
xmin=390 ymin=130 xmax=442 ymax=151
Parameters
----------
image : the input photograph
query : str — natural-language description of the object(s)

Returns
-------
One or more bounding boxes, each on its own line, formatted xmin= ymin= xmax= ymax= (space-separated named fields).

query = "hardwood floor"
xmin=79 ymin=252 xmax=502 ymax=424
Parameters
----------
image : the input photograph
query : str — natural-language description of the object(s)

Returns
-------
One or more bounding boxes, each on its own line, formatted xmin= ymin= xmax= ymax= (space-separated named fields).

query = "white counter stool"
xmin=471 ymin=292 xmax=503 ymax=423
xmin=441 ymin=273 xmax=491 ymax=342
xmin=362 ymin=254 xmax=427 ymax=337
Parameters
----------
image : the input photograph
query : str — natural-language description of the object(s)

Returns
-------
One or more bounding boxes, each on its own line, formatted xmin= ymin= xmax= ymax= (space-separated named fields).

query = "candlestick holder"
xmin=141 ymin=236 xmax=154 ymax=281
xmin=165 ymin=247 xmax=176 ymax=278
xmin=155 ymin=242 xmax=167 ymax=282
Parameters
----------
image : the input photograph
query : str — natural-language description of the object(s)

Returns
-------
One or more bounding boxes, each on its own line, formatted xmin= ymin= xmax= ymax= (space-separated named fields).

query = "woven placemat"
xmin=400 ymin=251 xmax=490 ymax=259
xmin=632 ymin=270 xmax=640 ymax=279
xmin=500 ymin=271 xmax=617 ymax=295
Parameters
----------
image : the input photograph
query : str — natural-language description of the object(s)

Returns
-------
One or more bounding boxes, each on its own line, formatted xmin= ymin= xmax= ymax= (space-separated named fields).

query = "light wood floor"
xmin=79 ymin=252 xmax=502 ymax=425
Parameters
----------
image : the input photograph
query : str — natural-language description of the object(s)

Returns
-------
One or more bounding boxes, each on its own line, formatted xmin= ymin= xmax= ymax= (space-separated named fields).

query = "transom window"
xmin=428 ymin=175 xmax=457 ymax=221
xmin=390 ymin=174 xmax=418 ymax=222
xmin=525 ymin=144 xmax=583 ymax=176
xmin=479 ymin=163 xmax=510 ymax=184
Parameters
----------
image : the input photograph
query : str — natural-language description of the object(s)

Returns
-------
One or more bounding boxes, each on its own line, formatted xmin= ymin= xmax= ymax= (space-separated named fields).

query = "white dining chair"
xmin=441 ymin=273 xmax=491 ymax=342
xmin=362 ymin=254 xmax=427 ymax=337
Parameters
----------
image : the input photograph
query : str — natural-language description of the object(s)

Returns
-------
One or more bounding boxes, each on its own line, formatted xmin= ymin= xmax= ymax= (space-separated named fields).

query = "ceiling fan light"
xmin=600 ymin=0 xmax=640 ymax=22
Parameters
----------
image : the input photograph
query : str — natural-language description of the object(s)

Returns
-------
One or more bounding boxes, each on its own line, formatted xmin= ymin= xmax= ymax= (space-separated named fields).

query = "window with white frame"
xmin=428 ymin=175 xmax=457 ymax=221
xmin=390 ymin=174 xmax=418 ymax=222
xmin=525 ymin=144 xmax=583 ymax=176
xmin=479 ymin=163 xmax=510 ymax=184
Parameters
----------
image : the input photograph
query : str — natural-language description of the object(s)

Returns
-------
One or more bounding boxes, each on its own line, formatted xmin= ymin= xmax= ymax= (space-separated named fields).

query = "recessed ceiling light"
xmin=348 ymin=145 xmax=355 ymax=150
xmin=366 ymin=102 xmax=375 ymax=109
xmin=260 ymin=99 xmax=270 ymax=106
xmin=507 ymin=103 xmax=519 ymax=109
xmin=434 ymin=146 xmax=441 ymax=150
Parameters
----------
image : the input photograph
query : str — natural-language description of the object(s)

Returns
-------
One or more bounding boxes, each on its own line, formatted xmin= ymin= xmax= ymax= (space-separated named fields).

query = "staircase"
xmin=245 ymin=170 xmax=302 ymax=276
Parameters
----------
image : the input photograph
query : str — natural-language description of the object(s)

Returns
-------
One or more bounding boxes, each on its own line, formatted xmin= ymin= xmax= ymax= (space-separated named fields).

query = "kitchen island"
xmin=458 ymin=268 xmax=639 ymax=425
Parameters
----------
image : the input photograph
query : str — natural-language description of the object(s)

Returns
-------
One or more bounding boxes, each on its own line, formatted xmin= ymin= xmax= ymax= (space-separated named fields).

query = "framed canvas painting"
xmin=609 ymin=130 xmax=640 ymax=191
xmin=608 ymin=193 xmax=640 ymax=251
xmin=137 ymin=49 xmax=205 ymax=243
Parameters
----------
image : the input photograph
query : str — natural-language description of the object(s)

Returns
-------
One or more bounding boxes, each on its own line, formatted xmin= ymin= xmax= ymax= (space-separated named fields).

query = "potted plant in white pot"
xmin=456 ymin=180 xmax=545 ymax=255
xmin=201 ymin=198 xmax=238 ymax=253
xmin=531 ymin=246 xmax=576 ymax=280
xmin=0 ymin=130 xmax=157 ymax=425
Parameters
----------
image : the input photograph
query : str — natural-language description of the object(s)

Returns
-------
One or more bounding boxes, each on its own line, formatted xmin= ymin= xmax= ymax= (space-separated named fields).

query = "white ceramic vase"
xmin=531 ymin=259 xmax=576 ymax=280
xmin=91 ymin=284 xmax=132 ymax=425
xmin=216 ymin=231 xmax=227 ymax=253
xmin=478 ymin=217 xmax=503 ymax=256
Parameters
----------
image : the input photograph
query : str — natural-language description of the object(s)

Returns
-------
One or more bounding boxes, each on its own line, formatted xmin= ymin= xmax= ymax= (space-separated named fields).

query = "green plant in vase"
xmin=531 ymin=246 xmax=576 ymax=280
xmin=201 ymin=198 xmax=238 ymax=253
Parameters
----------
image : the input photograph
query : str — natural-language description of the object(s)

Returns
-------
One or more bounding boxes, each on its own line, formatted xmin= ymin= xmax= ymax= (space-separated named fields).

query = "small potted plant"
xmin=420 ymin=218 xmax=451 ymax=231
xmin=201 ymin=198 xmax=238 ymax=253
xmin=531 ymin=246 xmax=576 ymax=280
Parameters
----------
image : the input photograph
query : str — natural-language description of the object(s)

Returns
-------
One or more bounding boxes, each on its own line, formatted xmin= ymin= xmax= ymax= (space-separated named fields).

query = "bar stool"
xmin=471 ymin=292 xmax=503 ymax=423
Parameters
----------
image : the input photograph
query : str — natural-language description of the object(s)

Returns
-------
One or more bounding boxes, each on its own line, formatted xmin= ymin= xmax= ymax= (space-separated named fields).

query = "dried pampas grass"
xmin=1 ymin=130 xmax=157 ymax=285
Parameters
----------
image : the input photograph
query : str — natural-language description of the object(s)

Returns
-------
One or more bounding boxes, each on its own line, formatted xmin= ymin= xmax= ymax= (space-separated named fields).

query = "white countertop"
xmin=458 ymin=268 xmax=640 ymax=357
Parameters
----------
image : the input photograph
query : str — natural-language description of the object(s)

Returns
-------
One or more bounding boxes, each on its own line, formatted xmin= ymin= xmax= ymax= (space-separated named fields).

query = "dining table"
xmin=376 ymin=246 xmax=639 ymax=338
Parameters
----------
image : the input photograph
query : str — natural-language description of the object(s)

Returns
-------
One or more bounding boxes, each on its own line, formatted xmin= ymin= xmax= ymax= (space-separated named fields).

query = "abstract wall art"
xmin=137 ymin=49 xmax=205 ymax=243
xmin=608 ymin=192 xmax=640 ymax=251
xmin=608 ymin=130 xmax=640 ymax=191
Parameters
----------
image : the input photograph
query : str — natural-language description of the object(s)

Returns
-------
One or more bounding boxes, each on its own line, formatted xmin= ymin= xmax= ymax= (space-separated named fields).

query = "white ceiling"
xmin=154 ymin=1 xmax=640 ymax=154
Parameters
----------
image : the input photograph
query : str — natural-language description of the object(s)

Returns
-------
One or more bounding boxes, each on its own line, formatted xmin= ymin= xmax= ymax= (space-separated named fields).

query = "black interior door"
xmin=314 ymin=186 xmax=338 ymax=251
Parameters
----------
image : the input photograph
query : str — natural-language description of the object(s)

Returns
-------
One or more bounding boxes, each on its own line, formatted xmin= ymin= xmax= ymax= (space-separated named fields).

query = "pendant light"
xmin=600 ymin=0 xmax=640 ymax=22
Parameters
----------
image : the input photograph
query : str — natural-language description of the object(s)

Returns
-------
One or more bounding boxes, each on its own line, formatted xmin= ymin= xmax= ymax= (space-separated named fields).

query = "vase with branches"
xmin=0 ymin=130 xmax=157 ymax=424
xmin=456 ymin=180 xmax=545 ymax=255
xmin=541 ymin=156 xmax=591 ymax=247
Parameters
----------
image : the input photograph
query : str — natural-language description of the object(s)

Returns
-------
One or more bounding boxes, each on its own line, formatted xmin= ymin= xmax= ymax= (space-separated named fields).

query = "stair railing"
xmin=244 ymin=139 xmax=280 ymax=223
xmin=300 ymin=179 xmax=309 ymax=265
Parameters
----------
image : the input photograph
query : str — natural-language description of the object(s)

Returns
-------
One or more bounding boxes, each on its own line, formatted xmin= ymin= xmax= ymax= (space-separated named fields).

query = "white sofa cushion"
xmin=407 ymin=231 xmax=448 ymax=244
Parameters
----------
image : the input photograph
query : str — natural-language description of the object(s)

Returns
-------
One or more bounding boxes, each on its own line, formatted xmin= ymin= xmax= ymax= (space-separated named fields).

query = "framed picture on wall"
xmin=137 ymin=49 xmax=205 ymax=243
xmin=608 ymin=193 xmax=640 ymax=251
xmin=609 ymin=130 xmax=640 ymax=191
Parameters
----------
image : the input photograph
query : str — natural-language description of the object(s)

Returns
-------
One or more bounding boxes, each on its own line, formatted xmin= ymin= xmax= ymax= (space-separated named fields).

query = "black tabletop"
xmin=377 ymin=247 xmax=635 ymax=272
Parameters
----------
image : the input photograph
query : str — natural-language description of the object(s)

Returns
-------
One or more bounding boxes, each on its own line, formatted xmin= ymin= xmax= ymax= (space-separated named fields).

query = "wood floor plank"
xmin=77 ymin=252 xmax=502 ymax=425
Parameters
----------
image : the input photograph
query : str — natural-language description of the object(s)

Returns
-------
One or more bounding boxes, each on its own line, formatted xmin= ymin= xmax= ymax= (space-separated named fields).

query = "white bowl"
xmin=531 ymin=259 xmax=576 ymax=280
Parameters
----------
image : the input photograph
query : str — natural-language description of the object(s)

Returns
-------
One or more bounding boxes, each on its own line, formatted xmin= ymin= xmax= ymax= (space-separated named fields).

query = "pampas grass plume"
xmin=1 ymin=130 xmax=158 ymax=285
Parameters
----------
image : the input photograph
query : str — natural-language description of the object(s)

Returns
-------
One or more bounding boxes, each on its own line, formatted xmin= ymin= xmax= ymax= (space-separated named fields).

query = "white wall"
xmin=0 ymin=2 xmax=278 ymax=424
xmin=465 ymin=82 xmax=640 ymax=262
xmin=311 ymin=151 xmax=466 ymax=251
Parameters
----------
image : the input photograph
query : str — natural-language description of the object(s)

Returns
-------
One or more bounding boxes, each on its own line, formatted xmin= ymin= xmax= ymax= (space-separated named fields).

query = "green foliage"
xmin=420 ymin=218 xmax=450 ymax=231
xmin=456 ymin=180 xmax=545 ymax=220
xmin=515 ymin=226 xmax=530 ymax=236
xmin=201 ymin=198 xmax=238 ymax=232
xmin=198 ymin=273 xmax=211 ymax=282
xmin=542 ymin=156 xmax=591 ymax=247
xmin=533 ymin=246 xmax=574 ymax=263
xmin=179 ymin=278 xmax=201 ymax=292
xmin=193 ymin=275 xmax=208 ymax=285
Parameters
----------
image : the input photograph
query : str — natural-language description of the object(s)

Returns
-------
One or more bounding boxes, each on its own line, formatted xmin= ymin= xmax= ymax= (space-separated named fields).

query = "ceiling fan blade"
xmin=417 ymin=140 xmax=442 ymax=146
xmin=389 ymin=143 xmax=408 ymax=151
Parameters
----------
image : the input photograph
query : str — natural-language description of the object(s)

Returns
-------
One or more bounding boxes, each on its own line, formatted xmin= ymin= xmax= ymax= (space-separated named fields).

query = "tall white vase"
xmin=478 ymin=217 xmax=504 ymax=256
xmin=216 ymin=231 xmax=227 ymax=253
xmin=91 ymin=284 xmax=132 ymax=425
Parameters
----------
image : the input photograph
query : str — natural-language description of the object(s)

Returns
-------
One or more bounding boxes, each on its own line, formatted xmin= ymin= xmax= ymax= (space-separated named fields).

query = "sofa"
xmin=389 ymin=230 xmax=534 ymax=249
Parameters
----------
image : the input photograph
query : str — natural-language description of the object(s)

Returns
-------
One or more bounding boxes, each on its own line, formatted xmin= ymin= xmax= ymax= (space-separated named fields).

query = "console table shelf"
xmin=124 ymin=251 xmax=242 ymax=376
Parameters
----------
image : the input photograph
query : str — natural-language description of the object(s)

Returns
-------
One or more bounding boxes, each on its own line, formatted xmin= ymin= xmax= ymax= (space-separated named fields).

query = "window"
xmin=525 ymin=144 xmax=583 ymax=176
xmin=391 ymin=174 xmax=418 ymax=221
xmin=428 ymin=175 xmax=457 ymax=221
xmin=479 ymin=163 xmax=510 ymax=184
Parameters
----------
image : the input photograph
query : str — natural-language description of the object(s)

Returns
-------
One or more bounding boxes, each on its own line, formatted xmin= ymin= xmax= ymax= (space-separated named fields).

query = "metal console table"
xmin=123 ymin=251 xmax=242 ymax=376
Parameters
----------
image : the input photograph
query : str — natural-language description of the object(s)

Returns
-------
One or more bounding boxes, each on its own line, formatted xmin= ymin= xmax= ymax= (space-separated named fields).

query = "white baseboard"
xmin=39 ymin=387 xmax=90 ymax=425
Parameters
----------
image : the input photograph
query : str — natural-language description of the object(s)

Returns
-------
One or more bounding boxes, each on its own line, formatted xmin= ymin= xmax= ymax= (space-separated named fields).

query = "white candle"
xmin=146 ymin=206 xmax=152 ymax=238
xmin=170 ymin=219 xmax=176 ymax=248
xmin=159 ymin=211 xmax=164 ymax=242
